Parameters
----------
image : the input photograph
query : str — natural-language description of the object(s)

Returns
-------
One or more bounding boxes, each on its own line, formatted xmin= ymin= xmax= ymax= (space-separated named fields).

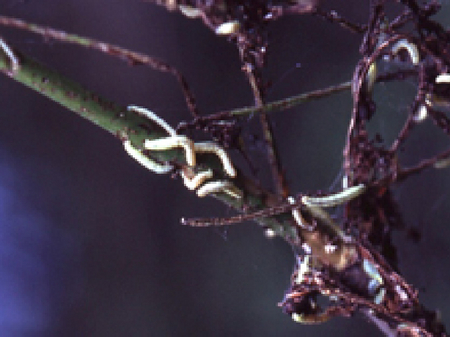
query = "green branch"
xmin=0 ymin=47 xmax=125 ymax=137
xmin=0 ymin=42 xmax=359 ymax=272
xmin=0 ymin=43 xmax=302 ymax=241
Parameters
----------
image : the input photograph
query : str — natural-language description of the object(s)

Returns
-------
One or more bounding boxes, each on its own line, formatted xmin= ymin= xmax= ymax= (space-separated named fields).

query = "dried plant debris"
xmin=148 ymin=1 xmax=450 ymax=335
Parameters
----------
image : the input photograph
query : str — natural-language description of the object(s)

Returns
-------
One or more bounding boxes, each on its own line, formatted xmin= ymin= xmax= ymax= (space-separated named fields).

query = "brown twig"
xmin=0 ymin=15 xmax=199 ymax=117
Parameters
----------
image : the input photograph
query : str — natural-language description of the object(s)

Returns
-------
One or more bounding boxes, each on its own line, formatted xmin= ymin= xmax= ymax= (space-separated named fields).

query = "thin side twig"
xmin=0 ymin=15 xmax=199 ymax=117
xmin=185 ymin=80 xmax=352 ymax=124
xmin=247 ymin=69 xmax=289 ymax=198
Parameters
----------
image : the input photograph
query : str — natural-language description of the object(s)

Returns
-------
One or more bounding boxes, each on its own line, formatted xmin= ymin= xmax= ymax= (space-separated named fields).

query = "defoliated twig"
xmin=181 ymin=81 xmax=352 ymax=125
xmin=246 ymin=69 xmax=289 ymax=198
xmin=218 ymin=70 xmax=413 ymax=120
xmin=0 ymin=15 xmax=199 ymax=117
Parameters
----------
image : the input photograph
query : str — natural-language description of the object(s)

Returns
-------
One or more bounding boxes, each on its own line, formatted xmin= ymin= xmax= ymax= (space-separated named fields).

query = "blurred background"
xmin=0 ymin=1 xmax=449 ymax=336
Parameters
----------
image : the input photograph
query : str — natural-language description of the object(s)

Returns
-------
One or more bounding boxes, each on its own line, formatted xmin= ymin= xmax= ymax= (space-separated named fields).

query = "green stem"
xmin=0 ymin=44 xmax=300 ymax=240
xmin=0 ymin=46 xmax=177 ymax=149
